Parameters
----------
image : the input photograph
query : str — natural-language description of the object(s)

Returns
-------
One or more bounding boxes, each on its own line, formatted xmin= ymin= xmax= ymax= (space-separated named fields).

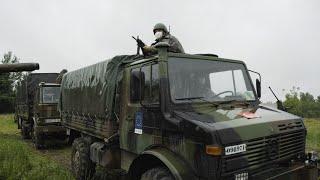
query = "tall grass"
xmin=0 ymin=114 xmax=74 ymax=180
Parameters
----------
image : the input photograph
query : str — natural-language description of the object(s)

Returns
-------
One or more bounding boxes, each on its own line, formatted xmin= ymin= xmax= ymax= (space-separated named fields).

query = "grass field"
xmin=304 ymin=118 xmax=320 ymax=152
xmin=0 ymin=114 xmax=319 ymax=179
xmin=0 ymin=114 xmax=73 ymax=180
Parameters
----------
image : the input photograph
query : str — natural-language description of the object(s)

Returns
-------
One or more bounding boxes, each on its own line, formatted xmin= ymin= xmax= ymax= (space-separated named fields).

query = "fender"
xmin=141 ymin=148 xmax=196 ymax=180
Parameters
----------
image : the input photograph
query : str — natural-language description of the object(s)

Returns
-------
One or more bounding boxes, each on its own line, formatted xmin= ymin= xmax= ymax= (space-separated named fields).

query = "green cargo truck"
xmin=15 ymin=73 xmax=66 ymax=149
xmin=60 ymin=43 xmax=319 ymax=180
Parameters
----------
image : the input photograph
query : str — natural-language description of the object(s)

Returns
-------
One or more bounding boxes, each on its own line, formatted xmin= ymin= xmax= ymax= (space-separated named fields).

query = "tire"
xmin=141 ymin=167 xmax=174 ymax=180
xmin=21 ymin=120 xmax=31 ymax=139
xmin=71 ymin=137 xmax=95 ymax=180
xmin=31 ymin=125 xmax=44 ymax=149
xmin=17 ymin=117 xmax=22 ymax=129
xmin=14 ymin=114 xmax=18 ymax=123
xmin=67 ymin=130 xmax=79 ymax=145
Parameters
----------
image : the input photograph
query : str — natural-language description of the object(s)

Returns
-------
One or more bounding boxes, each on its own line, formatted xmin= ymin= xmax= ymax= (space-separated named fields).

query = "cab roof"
xmin=128 ymin=53 xmax=245 ymax=66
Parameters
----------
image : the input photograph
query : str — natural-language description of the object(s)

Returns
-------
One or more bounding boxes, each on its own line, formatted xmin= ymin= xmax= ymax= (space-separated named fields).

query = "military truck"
xmin=15 ymin=73 xmax=66 ymax=148
xmin=60 ymin=43 xmax=319 ymax=180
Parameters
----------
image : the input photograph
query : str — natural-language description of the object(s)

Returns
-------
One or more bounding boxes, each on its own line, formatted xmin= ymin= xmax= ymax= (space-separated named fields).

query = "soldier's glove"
xmin=136 ymin=39 xmax=145 ymax=48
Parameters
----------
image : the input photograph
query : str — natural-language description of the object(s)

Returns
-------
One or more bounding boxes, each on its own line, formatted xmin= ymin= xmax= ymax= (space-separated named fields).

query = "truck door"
xmin=119 ymin=63 xmax=162 ymax=154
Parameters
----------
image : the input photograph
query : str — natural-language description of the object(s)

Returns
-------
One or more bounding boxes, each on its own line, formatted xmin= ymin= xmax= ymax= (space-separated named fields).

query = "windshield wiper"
xmin=216 ymin=100 xmax=251 ymax=106
xmin=175 ymin=97 xmax=219 ymax=107
xmin=175 ymin=96 xmax=205 ymax=101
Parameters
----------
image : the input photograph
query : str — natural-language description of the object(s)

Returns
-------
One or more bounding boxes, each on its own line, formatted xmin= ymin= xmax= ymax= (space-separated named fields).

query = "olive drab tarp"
xmin=60 ymin=55 xmax=143 ymax=118
xmin=16 ymin=73 xmax=59 ymax=104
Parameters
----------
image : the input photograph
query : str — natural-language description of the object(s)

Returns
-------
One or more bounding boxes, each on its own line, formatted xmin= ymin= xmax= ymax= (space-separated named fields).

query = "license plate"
xmin=45 ymin=119 xmax=61 ymax=123
xmin=235 ymin=172 xmax=248 ymax=180
xmin=225 ymin=144 xmax=246 ymax=155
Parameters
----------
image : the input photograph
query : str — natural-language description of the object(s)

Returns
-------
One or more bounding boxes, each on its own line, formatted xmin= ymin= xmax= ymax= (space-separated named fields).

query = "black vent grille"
xmin=221 ymin=130 xmax=305 ymax=177
xmin=278 ymin=121 xmax=303 ymax=131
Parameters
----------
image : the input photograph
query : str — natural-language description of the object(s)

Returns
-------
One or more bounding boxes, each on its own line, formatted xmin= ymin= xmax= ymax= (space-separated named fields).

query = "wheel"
xmin=17 ymin=117 xmax=22 ymax=129
xmin=71 ymin=138 xmax=95 ymax=180
xmin=14 ymin=114 xmax=18 ymax=123
xmin=31 ymin=125 xmax=44 ymax=149
xmin=67 ymin=130 xmax=80 ymax=145
xmin=21 ymin=120 xmax=31 ymax=139
xmin=141 ymin=166 xmax=174 ymax=180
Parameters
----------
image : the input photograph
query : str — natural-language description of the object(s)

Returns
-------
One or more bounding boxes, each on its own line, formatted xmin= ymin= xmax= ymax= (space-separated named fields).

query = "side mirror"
xmin=256 ymin=79 xmax=261 ymax=98
xmin=248 ymin=70 xmax=262 ymax=99
xmin=130 ymin=71 xmax=145 ymax=102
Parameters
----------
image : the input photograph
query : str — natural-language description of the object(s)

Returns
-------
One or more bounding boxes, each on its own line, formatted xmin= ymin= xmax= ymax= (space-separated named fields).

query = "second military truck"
xmin=15 ymin=73 xmax=66 ymax=148
xmin=60 ymin=43 xmax=318 ymax=180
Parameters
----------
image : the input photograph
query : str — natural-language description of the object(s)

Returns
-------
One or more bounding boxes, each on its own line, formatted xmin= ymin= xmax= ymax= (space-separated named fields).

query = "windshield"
xmin=41 ymin=86 xmax=60 ymax=104
xmin=168 ymin=57 xmax=256 ymax=103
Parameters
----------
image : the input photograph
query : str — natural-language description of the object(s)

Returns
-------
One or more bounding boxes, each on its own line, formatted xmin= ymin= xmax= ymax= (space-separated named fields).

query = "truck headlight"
xmin=206 ymin=145 xmax=222 ymax=156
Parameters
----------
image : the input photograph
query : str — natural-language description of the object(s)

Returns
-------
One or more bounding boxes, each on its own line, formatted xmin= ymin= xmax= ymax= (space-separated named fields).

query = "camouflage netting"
xmin=60 ymin=55 xmax=143 ymax=118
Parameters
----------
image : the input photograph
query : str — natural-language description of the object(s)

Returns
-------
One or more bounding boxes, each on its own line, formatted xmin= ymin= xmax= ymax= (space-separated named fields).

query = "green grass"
xmin=0 ymin=114 xmax=319 ymax=179
xmin=0 ymin=114 xmax=74 ymax=180
xmin=304 ymin=118 xmax=320 ymax=152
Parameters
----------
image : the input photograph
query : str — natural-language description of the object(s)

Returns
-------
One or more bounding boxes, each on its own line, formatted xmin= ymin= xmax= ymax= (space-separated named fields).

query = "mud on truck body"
xmin=15 ymin=73 xmax=66 ymax=148
xmin=60 ymin=43 xmax=319 ymax=180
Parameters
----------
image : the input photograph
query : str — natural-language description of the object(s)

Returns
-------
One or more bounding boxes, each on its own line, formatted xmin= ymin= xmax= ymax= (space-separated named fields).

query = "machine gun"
xmin=0 ymin=63 xmax=39 ymax=73
xmin=269 ymin=86 xmax=286 ymax=111
xmin=132 ymin=36 xmax=146 ymax=55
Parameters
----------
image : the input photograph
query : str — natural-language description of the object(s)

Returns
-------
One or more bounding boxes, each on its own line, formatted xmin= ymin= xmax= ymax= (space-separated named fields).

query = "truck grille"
xmin=221 ymin=130 xmax=305 ymax=177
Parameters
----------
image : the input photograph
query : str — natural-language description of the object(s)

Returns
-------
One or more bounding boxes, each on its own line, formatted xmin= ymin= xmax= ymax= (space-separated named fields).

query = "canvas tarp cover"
xmin=61 ymin=55 xmax=142 ymax=118
xmin=16 ymin=73 xmax=58 ymax=104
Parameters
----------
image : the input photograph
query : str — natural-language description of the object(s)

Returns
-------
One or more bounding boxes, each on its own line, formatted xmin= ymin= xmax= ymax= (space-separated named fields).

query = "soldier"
xmin=56 ymin=69 xmax=67 ymax=84
xmin=143 ymin=23 xmax=185 ymax=54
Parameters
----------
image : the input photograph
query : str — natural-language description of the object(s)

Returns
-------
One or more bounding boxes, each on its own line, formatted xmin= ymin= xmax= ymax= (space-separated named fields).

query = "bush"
xmin=0 ymin=96 xmax=15 ymax=113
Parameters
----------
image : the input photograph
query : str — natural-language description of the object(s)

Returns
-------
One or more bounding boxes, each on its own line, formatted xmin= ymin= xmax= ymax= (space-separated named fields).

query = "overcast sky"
xmin=0 ymin=0 xmax=319 ymax=102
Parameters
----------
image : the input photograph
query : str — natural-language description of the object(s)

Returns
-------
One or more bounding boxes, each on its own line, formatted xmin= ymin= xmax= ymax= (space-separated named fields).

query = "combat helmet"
xmin=153 ymin=23 xmax=168 ymax=34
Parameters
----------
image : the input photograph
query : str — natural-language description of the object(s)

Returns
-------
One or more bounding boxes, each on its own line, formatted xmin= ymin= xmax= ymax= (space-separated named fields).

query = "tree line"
xmin=283 ymin=87 xmax=320 ymax=118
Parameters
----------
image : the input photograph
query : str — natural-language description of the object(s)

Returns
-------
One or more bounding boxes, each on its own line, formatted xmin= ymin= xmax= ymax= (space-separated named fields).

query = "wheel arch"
xmin=128 ymin=147 xmax=196 ymax=180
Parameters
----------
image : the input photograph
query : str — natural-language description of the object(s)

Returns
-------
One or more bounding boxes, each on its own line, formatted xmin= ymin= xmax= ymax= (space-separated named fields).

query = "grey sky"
xmin=1 ymin=0 xmax=319 ymax=102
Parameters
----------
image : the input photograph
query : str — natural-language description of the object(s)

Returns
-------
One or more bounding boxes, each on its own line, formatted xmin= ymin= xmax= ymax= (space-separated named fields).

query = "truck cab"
xmin=32 ymin=82 xmax=66 ymax=148
xmin=119 ymin=45 xmax=317 ymax=179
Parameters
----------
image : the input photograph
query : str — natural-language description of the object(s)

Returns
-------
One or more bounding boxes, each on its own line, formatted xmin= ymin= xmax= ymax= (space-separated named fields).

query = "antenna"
xmin=168 ymin=25 xmax=171 ymax=39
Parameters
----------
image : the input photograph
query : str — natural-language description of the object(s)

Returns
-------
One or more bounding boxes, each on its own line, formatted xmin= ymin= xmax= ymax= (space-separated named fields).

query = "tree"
xmin=0 ymin=51 xmax=24 ymax=113
xmin=283 ymin=87 xmax=320 ymax=118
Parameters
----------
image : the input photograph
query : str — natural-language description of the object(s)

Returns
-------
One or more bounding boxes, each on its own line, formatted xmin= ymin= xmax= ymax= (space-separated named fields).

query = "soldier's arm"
xmin=143 ymin=45 xmax=158 ymax=54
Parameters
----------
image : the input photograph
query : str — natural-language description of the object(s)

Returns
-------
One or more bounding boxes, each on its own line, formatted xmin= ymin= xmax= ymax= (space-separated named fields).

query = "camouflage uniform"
xmin=144 ymin=23 xmax=185 ymax=54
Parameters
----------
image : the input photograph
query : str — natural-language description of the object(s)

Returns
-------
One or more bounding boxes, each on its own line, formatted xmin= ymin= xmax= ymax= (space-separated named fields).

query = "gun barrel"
xmin=0 ymin=63 xmax=39 ymax=73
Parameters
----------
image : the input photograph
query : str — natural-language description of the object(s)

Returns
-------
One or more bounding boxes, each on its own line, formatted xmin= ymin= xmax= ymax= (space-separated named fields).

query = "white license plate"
xmin=45 ymin=119 xmax=61 ymax=123
xmin=235 ymin=172 xmax=248 ymax=180
xmin=225 ymin=144 xmax=246 ymax=155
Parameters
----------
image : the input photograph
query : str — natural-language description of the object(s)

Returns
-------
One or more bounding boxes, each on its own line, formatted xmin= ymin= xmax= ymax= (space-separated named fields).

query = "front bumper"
xmin=252 ymin=162 xmax=318 ymax=180
xmin=35 ymin=124 xmax=66 ymax=135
